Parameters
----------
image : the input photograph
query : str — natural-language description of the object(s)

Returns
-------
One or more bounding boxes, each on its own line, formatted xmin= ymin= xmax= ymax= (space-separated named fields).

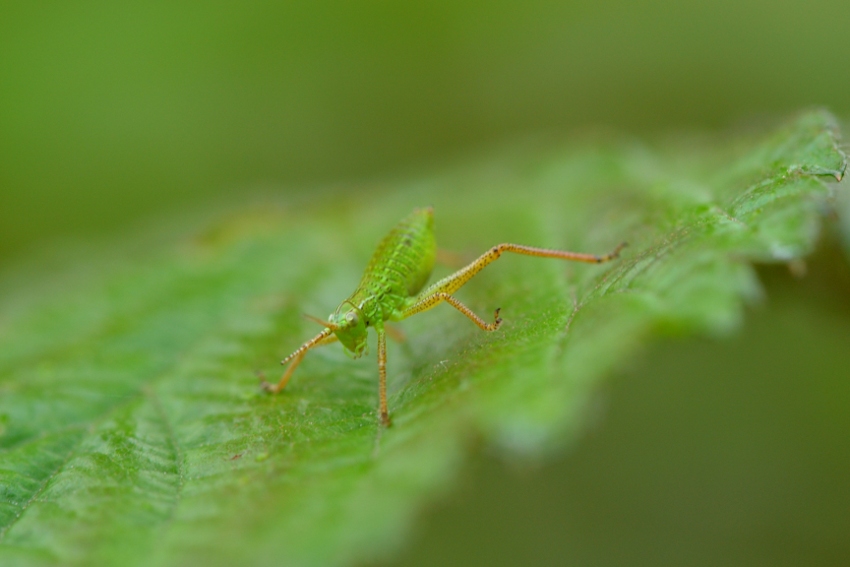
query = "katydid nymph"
xmin=262 ymin=207 xmax=625 ymax=426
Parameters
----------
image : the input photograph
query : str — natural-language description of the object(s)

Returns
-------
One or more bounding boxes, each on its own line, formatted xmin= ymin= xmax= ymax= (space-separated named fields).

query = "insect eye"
xmin=346 ymin=312 xmax=359 ymax=325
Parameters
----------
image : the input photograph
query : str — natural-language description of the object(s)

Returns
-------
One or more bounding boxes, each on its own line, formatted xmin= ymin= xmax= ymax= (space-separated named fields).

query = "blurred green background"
xmin=2 ymin=2 xmax=849 ymax=566
xmin=2 ymin=0 xmax=849 ymax=264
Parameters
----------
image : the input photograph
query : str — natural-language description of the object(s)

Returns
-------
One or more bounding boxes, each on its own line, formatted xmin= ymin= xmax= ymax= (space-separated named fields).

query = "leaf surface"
xmin=0 ymin=111 xmax=845 ymax=567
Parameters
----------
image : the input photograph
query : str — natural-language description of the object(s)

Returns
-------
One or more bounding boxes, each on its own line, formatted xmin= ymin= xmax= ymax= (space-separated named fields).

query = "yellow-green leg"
xmin=401 ymin=241 xmax=625 ymax=323
xmin=263 ymin=329 xmax=339 ymax=393
xmin=402 ymin=292 xmax=502 ymax=331
xmin=377 ymin=326 xmax=390 ymax=426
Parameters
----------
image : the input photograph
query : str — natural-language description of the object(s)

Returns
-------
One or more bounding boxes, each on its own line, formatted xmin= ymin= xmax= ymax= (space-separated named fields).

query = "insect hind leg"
xmin=401 ymin=292 xmax=502 ymax=331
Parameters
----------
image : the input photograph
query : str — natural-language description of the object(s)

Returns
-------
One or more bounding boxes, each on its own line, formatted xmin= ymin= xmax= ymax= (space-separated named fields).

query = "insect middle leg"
xmin=377 ymin=326 xmax=390 ymax=426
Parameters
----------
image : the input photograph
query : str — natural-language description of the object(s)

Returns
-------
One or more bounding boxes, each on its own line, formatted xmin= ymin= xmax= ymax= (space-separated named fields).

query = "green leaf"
xmin=0 ymin=110 xmax=845 ymax=567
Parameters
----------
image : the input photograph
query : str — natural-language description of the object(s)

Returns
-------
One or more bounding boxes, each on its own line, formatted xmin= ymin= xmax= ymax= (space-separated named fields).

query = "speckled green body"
xmin=272 ymin=206 xmax=624 ymax=424
xmin=328 ymin=207 xmax=436 ymax=357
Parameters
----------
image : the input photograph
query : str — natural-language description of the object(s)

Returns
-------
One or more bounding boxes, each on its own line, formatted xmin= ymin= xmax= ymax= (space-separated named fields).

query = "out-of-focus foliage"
xmin=2 ymin=0 xmax=850 ymax=263
xmin=0 ymin=112 xmax=844 ymax=567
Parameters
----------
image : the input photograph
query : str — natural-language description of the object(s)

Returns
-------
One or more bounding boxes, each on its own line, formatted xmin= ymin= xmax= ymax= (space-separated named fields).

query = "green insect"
xmin=263 ymin=207 xmax=625 ymax=425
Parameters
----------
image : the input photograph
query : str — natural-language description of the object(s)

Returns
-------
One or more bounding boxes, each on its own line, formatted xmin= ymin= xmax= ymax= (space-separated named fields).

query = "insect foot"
xmin=601 ymin=241 xmax=628 ymax=262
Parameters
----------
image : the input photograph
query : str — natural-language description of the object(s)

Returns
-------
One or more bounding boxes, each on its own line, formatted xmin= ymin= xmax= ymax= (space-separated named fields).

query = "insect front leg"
xmin=262 ymin=329 xmax=339 ymax=393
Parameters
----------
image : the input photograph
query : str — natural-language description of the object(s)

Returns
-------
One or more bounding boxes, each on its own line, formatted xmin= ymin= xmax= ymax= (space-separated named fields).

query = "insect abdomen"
xmin=352 ymin=207 xmax=436 ymax=311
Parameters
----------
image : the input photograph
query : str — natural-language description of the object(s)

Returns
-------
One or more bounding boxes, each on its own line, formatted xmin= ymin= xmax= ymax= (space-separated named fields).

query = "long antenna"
xmin=303 ymin=313 xmax=339 ymax=331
